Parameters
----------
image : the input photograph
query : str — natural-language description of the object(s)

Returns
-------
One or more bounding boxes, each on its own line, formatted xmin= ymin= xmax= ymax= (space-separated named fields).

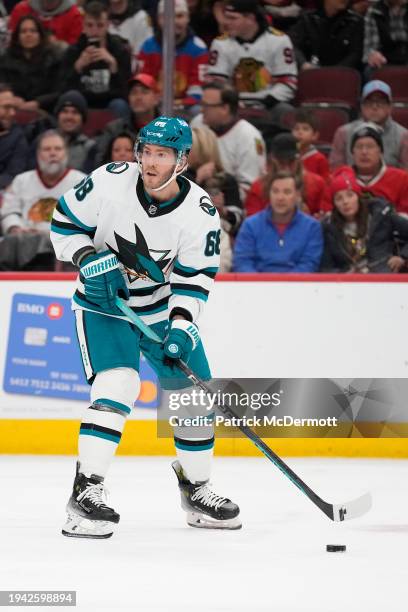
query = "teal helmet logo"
xmin=137 ymin=116 xmax=192 ymax=156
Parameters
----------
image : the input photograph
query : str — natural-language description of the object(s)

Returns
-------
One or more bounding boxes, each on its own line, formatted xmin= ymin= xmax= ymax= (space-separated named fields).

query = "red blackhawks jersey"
xmin=301 ymin=147 xmax=330 ymax=180
xmin=333 ymin=164 xmax=408 ymax=214
xmin=207 ymin=26 xmax=297 ymax=105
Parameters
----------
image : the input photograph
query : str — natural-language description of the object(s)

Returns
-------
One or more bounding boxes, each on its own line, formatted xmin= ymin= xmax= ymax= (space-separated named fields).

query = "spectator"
xmin=187 ymin=0 xmax=221 ymax=46
xmin=330 ymin=80 xmax=408 ymax=170
xmin=137 ymin=0 xmax=208 ymax=110
xmin=0 ymin=83 xmax=29 ymax=191
xmin=245 ymin=132 xmax=330 ymax=217
xmin=9 ymin=0 xmax=83 ymax=47
xmin=93 ymin=73 xmax=160 ymax=167
xmin=100 ymin=131 xmax=135 ymax=164
xmin=363 ymin=0 xmax=408 ymax=70
xmin=288 ymin=0 xmax=363 ymax=70
xmin=0 ymin=130 xmax=84 ymax=269
xmin=263 ymin=0 xmax=302 ymax=32
xmin=321 ymin=169 xmax=408 ymax=272
xmin=202 ymin=174 xmax=233 ymax=271
xmin=233 ymin=170 xmax=323 ymax=272
xmin=207 ymin=0 xmax=297 ymax=122
xmin=334 ymin=122 xmax=408 ymax=214
xmin=191 ymin=82 xmax=266 ymax=200
xmin=0 ymin=16 xmax=62 ymax=112
xmin=54 ymin=90 xmax=95 ymax=172
xmin=59 ymin=1 xmax=131 ymax=112
xmin=292 ymin=108 xmax=330 ymax=179
xmin=187 ymin=126 xmax=243 ymax=235
xmin=108 ymin=0 xmax=152 ymax=58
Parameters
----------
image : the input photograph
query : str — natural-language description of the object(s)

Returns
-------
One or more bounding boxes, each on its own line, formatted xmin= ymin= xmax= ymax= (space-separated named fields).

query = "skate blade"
xmin=62 ymin=513 xmax=115 ymax=539
xmin=186 ymin=511 xmax=242 ymax=530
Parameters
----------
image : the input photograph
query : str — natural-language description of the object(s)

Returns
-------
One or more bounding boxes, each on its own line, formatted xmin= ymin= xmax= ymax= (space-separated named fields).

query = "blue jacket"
xmin=233 ymin=208 xmax=323 ymax=273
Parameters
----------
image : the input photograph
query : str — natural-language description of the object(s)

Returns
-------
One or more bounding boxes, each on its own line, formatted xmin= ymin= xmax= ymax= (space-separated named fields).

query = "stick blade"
xmin=331 ymin=492 xmax=372 ymax=522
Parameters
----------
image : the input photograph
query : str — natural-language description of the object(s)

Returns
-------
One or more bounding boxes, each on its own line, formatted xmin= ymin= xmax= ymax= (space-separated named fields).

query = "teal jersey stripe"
xmin=171 ymin=287 xmax=208 ymax=302
xmin=174 ymin=440 xmax=214 ymax=452
xmin=174 ymin=260 xmax=218 ymax=275
xmin=94 ymin=398 xmax=131 ymax=415
xmin=51 ymin=224 xmax=88 ymax=236
xmin=79 ymin=429 xmax=121 ymax=444
xmin=58 ymin=195 xmax=96 ymax=232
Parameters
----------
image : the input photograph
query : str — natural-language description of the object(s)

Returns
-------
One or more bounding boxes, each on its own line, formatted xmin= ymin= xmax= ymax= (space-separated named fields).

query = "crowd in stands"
xmin=0 ymin=0 xmax=408 ymax=274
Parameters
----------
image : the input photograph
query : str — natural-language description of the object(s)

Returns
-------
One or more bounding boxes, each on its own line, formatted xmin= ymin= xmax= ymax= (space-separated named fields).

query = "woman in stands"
xmin=101 ymin=132 xmax=135 ymax=164
xmin=186 ymin=126 xmax=244 ymax=236
xmin=320 ymin=169 xmax=408 ymax=273
xmin=0 ymin=15 xmax=62 ymax=112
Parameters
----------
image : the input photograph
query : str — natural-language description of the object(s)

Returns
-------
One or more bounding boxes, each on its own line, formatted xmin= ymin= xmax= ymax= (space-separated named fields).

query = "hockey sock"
xmin=78 ymin=368 xmax=140 ymax=477
xmin=174 ymin=435 xmax=214 ymax=483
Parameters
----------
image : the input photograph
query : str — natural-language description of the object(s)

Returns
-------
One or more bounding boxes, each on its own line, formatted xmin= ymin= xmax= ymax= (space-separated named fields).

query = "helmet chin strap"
xmin=137 ymin=150 xmax=188 ymax=193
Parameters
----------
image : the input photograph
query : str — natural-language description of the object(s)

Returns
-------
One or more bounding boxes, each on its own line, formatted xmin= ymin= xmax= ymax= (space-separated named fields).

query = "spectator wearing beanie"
xmin=330 ymin=80 xmax=408 ymax=170
xmin=321 ymin=169 xmax=408 ymax=273
xmin=331 ymin=122 xmax=408 ymax=215
xmin=54 ymin=90 xmax=95 ymax=173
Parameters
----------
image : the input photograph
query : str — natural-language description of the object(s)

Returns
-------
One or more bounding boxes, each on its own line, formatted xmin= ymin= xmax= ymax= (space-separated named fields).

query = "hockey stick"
xmin=115 ymin=297 xmax=372 ymax=522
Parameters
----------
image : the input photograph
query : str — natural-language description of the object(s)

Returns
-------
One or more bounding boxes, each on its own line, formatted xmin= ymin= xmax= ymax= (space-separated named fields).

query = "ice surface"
xmin=0 ymin=455 xmax=406 ymax=611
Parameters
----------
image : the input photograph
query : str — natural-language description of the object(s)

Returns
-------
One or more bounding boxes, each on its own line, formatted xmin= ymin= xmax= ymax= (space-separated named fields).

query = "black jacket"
xmin=0 ymin=46 xmax=62 ymax=111
xmin=366 ymin=0 xmax=408 ymax=65
xmin=320 ymin=198 xmax=408 ymax=272
xmin=59 ymin=33 xmax=131 ymax=107
xmin=289 ymin=8 xmax=364 ymax=69
xmin=0 ymin=123 xmax=29 ymax=191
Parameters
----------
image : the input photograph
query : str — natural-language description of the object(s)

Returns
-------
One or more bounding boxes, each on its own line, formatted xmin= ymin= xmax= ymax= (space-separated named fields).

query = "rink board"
xmin=0 ymin=273 xmax=408 ymax=456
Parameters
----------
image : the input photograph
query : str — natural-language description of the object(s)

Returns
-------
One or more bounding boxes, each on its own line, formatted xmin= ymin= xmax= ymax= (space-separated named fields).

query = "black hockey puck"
xmin=326 ymin=544 xmax=346 ymax=552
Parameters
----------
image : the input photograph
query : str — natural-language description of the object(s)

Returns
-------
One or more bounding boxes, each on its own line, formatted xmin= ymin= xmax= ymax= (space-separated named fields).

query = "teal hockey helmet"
xmin=135 ymin=116 xmax=192 ymax=192
xmin=137 ymin=116 xmax=192 ymax=155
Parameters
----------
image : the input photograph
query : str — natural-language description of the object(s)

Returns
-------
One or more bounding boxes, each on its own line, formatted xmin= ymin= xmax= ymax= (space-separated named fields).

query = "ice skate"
xmin=172 ymin=460 xmax=241 ymax=530
xmin=62 ymin=462 xmax=120 ymax=539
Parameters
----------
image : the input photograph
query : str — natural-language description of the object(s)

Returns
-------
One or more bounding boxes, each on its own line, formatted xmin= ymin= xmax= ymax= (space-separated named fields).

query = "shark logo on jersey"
xmin=106 ymin=224 xmax=172 ymax=283
xmin=199 ymin=196 xmax=216 ymax=217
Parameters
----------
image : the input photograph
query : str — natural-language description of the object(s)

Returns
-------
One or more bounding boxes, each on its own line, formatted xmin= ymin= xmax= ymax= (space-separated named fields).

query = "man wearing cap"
xmin=207 ymin=0 xmax=297 ymax=118
xmin=55 ymin=90 xmax=95 ymax=173
xmin=245 ymin=132 xmax=331 ymax=218
xmin=137 ymin=0 xmax=208 ymax=110
xmin=330 ymin=122 xmax=408 ymax=214
xmin=330 ymin=80 xmax=408 ymax=169
xmin=92 ymin=73 xmax=160 ymax=167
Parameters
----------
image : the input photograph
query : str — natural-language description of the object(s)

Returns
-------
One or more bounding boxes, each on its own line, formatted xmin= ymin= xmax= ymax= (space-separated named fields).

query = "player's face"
xmin=292 ymin=123 xmax=318 ymax=147
xmin=333 ymin=189 xmax=359 ymax=220
xmin=111 ymin=137 xmax=134 ymax=162
xmin=58 ymin=106 xmax=83 ymax=134
xmin=140 ymin=143 xmax=179 ymax=190
xmin=269 ymin=177 xmax=298 ymax=216
xmin=352 ymin=137 xmax=382 ymax=172
xmin=128 ymin=84 xmax=159 ymax=114
xmin=224 ymin=11 xmax=254 ymax=38
xmin=362 ymin=93 xmax=391 ymax=125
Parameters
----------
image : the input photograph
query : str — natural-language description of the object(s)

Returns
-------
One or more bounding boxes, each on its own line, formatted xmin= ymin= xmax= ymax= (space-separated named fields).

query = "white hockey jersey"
xmin=1 ymin=168 xmax=85 ymax=234
xmin=207 ymin=27 xmax=298 ymax=104
xmin=50 ymin=162 xmax=220 ymax=326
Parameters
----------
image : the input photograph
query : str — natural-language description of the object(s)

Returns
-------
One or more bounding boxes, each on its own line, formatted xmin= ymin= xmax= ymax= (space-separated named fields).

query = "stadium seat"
xmin=371 ymin=66 xmax=408 ymax=104
xmin=83 ymin=109 xmax=116 ymax=137
xmin=297 ymin=67 xmax=362 ymax=112
xmin=391 ymin=106 xmax=408 ymax=129
xmin=281 ymin=106 xmax=349 ymax=146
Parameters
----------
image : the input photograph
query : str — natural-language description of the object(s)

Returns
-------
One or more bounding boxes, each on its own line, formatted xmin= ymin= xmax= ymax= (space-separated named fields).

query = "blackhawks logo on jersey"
xmin=107 ymin=223 xmax=172 ymax=283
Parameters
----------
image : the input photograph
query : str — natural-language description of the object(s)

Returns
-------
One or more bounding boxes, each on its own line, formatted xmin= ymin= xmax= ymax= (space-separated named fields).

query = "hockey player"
xmin=50 ymin=116 xmax=241 ymax=538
